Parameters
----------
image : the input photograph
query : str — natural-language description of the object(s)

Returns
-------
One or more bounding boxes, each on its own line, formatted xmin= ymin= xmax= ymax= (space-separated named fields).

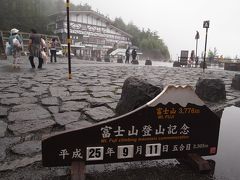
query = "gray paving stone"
xmin=41 ymin=97 xmax=59 ymax=106
xmin=65 ymin=120 xmax=93 ymax=130
xmin=60 ymin=101 xmax=89 ymax=112
xmin=48 ymin=106 xmax=59 ymax=114
xmin=0 ymin=154 xmax=42 ymax=172
xmin=10 ymin=103 xmax=36 ymax=112
xmin=11 ymin=140 xmax=41 ymax=155
xmin=31 ymin=86 xmax=48 ymax=96
xmin=0 ymin=121 xmax=7 ymax=137
xmin=0 ymin=146 xmax=6 ymax=162
xmin=24 ymin=134 xmax=35 ymax=141
xmin=71 ymin=92 xmax=90 ymax=96
xmin=19 ymin=83 xmax=33 ymax=89
xmin=79 ymin=79 xmax=99 ymax=85
xmin=110 ymin=94 xmax=121 ymax=101
xmin=60 ymin=95 xmax=90 ymax=102
xmin=20 ymin=74 xmax=34 ymax=79
xmin=107 ymin=102 xmax=118 ymax=110
xmin=87 ymin=97 xmax=115 ymax=106
xmin=99 ymin=79 xmax=112 ymax=85
xmin=0 ymin=137 xmax=21 ymax=162
xmin=87 ymin=86 xmax=116 ymax=92
xmin=53 ymin=112 xmax=81 ymax=125
xmin=68 ymin=85 xmax=86 ymax=92
xmin=115 ymin=88 xmax=122 ymax=94
xmin=91 ymin=91 xmax=115 ymax=98
xmin=84 ymin=106 xmax=115 ymax=121
xmin=0 ymin=83 xmax=16 ymax=89
xmin=0 ymin=93 xmax=19 ymax=98
xmin=2 ymin=87 xmax=25 ymax=94
xmin=60 ymin=81 xmax=79 ymax=86
xmin=8 ymin=119 xmax=55 ymax=135
xmin=49 ymin=86 xmax=69 ymax=97
xmin=1 ymin=97 xmax=38 ymax=105
xmin=0 ymin=137 xmax=21 ymax=147
xmin=21 ymin=92 xmax=38 ymax=97
xmin=0 ymin=107 xmax=8 ymax=117
xmin=8 ymin=104 xmax=51 ymax=122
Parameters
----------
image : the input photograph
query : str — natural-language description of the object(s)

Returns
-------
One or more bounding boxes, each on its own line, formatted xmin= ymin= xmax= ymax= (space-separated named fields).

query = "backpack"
xmin=51 ymin=41 xmax=57 ymax=49
xmin=12 ymin=37 xmax=21 ymax=48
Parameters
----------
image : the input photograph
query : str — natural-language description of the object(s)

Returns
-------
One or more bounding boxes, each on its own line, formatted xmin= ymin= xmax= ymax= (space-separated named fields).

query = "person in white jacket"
xmin=8 ymin=28 xmax=23 ymax=68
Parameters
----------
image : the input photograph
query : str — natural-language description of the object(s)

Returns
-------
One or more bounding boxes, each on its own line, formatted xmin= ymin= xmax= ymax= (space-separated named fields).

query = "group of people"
xmin=125 ymin=47 xmax=137 ymax=64
xmin=7 ymin=28 xmax=58 ymax=69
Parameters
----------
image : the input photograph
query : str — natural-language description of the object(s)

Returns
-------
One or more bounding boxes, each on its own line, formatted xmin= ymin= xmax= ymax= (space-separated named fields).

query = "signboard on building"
xmin=180 ymin=50 xmax=189 ymax=66
xmin=42 ymin=85 xmax=220 ymax=167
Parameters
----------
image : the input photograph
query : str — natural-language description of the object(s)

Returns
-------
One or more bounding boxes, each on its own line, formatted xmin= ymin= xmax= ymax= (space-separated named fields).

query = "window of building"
xmin=56 ymin=21 xmax=64 ymax=29
xmin=82 ymin=24 xmax=87 ymax=30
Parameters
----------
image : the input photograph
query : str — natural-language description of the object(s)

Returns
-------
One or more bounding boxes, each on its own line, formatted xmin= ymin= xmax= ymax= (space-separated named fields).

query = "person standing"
xmin=189 ymin=50 xmax=195 ymax=67
xmin=8 ymin=28 xmax=23 ymax=68
xmin=131 ymin=48 xmax=137 ymax=61
xmin=125 ymin=47 xmax=130 ymax=63
xmin=28 ymin=29 xmax=44 ymax=69
xmin=50 ymin=38 xmax=57 ymax=63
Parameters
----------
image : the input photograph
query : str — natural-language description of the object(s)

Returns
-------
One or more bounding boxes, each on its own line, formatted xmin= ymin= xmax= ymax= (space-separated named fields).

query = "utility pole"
xmin=66 ymin=0 xmax=72 ymax=79
xmin=203 ymin=20 xmax=210 ymax=72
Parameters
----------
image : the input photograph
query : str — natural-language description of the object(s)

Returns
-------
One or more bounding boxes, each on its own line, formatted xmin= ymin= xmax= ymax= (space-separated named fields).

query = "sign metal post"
xmin=203 ymin=21 xmax=210 ymax=72
xmin=71 ymin=161 xmax=86 ymax=180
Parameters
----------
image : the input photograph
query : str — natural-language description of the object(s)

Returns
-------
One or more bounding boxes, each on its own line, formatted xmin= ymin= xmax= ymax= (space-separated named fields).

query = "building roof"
xmin=48 ymin=10 xmax=132 ymax=38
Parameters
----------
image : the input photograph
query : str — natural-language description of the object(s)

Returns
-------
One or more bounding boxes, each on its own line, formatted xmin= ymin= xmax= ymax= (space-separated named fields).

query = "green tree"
xmin=0 ymin=0 xmax=65 ymax=33
xmin=0 ymin=0 xmax=170 ymax=59
xmin=208 ymin=47 xmax=217 ymax=62
xmin=113 ymin=19 xmax=170 ymax=60
xmin=113 ymin=17 xmax=127 ymax=32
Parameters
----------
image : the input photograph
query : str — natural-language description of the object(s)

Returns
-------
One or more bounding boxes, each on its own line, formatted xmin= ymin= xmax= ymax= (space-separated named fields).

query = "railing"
xmin=0 ymin=30 xmax=62 ymax=55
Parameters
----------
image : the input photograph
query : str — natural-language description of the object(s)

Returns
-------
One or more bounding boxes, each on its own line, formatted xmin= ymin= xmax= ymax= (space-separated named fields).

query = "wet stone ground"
xmin=0 ymin=57 xmax=240 ymax=179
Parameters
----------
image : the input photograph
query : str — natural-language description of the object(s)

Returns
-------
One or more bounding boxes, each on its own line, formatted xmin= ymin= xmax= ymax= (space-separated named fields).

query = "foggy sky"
xmin=71 ymin=0 xmax=240 ymax=59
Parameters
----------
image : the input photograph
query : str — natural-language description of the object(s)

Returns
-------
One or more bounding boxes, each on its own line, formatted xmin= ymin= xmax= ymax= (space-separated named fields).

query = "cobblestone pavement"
xmin=0 ymin=57 xmax=240 ymax=179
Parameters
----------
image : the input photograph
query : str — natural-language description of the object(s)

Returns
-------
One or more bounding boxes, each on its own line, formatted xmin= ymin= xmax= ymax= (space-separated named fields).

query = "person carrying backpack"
xmin=8 ymin=28 xmax=23 ymax=68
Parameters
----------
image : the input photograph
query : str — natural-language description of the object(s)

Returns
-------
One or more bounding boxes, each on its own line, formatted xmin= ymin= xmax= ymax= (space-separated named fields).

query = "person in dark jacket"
xmin=28 ymin=29 xmax=43 ymax=69
xmin=125 ymin=47 xmax=130 ymax=63
xmin=131 ymin=48 xmax=137 ymax=61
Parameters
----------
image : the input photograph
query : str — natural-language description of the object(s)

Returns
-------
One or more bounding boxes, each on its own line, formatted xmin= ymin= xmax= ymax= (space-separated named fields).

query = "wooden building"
xmin=47 ymin=10 xmax=132 ymax=60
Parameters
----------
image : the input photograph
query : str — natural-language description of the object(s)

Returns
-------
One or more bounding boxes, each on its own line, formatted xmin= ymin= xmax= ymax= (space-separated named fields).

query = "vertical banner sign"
xmin=203 ymin=20 xmax=210 ymax=72
xmin=66 ymin=0 xmax=72 ymax=79
xmin=42 ymin=85 xmax=220 ymax=167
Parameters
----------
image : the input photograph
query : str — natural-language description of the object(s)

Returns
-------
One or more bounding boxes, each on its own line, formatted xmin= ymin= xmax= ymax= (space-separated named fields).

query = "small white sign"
xmin=86 ymin=147 xmax=104 ymax=161
xmin=145 ymin=143 xmax=161 ymax=157
xmin=117 ymin=145 xmax=134 ymax=159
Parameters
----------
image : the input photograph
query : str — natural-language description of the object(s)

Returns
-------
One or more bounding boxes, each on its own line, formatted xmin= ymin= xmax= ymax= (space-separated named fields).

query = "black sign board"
xmin=42 ymin=85 xmax=220 ymax=167
xmin=195 ymin=31 xmax=200 ymax=40
xmin=203 ymin=21 xmax=210 ymax=28
xmin=180 ymin=50 xmax=188 ymax=66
